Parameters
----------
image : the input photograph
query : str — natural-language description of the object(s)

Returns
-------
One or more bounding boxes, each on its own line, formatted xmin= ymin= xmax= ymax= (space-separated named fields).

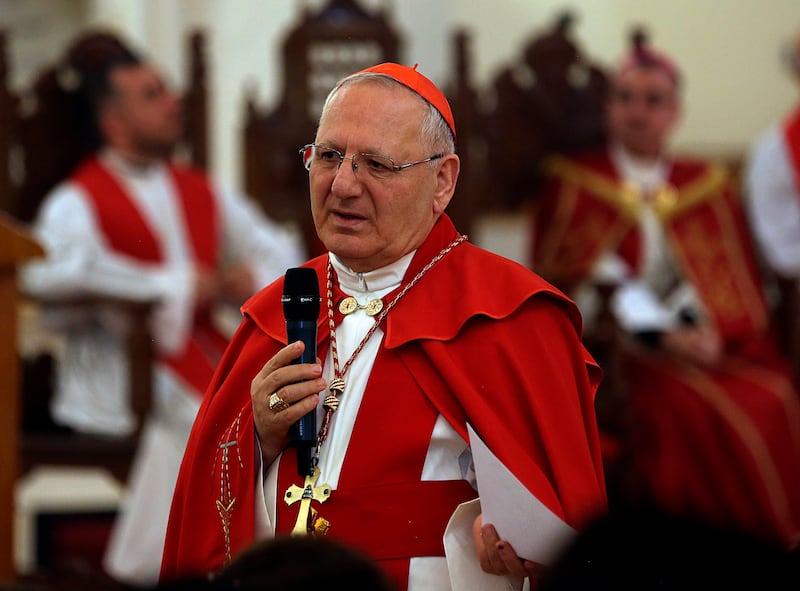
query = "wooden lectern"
xmin=0 ymin=213 xmax=43 ymax=581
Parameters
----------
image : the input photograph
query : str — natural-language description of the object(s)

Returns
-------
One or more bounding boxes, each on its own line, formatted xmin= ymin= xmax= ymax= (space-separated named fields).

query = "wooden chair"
xmin=242 ymin=0 xmax=401 ymax=257
xmin=775 ymin=274 xmax=800 ymax=386
xmin=442 ymin=28 xmax=488 ymax=240
xmin=0 ymin=28 xmax=209 ymax=484
xmin=18 ymin=297 xmax=156 ymax=484
xmin=477 ymin=12 xmax=608 ymax=213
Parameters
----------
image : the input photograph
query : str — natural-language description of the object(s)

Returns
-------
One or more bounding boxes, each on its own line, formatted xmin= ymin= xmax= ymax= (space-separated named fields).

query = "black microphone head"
xmin=282 ymin=267 xmax=321 ymax=321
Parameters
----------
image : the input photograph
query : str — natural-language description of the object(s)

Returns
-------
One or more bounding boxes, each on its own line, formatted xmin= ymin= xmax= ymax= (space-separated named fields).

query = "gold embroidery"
xmin=215 ymin=411 xmax=243 ymax=565
xmin=653 ymin=165 xmax=729 ymax=221
xmin=545 ymin=156 xmax=641 ymax=220
xmin=535 ymin=168 xmax=638 ymax=283
xmin=634 ymin=353 xmax=795 ymax=528
xmin=652 ymin=184 xmax=679 ymax=217
xmin=664 ymin=191 xmax=768 ymax=332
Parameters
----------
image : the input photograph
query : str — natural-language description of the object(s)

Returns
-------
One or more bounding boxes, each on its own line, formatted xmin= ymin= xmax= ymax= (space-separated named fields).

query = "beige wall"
xmin=5 ymin=0 xmax=799 ymax=191
xmin=459 ymin=0 xmax=799 ymax=159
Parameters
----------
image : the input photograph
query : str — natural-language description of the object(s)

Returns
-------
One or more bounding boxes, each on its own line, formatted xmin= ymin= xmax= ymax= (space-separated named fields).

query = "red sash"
xmin=660 ymin=163 xmax=770 ymax=340
xmin=73 ymin=157 xmax=228 ymax=395
xmin=782 ymin=107 xmax=800 ymax=201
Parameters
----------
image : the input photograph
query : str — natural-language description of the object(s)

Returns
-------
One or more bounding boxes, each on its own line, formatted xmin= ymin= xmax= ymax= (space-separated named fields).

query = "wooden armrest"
xmin=18 ymin=295 xmax=159 ymax=483
xmin=20 ymin=432 xmax=140 ymax=483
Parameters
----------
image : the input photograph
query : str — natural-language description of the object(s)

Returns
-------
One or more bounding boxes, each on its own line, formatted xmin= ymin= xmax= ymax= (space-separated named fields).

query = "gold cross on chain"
xmin=284 ymin=466 xmax=331 ymax=535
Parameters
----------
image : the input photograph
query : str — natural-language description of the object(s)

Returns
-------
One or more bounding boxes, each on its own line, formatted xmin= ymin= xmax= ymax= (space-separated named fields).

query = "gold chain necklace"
xmin=284 ymin=233 xmax=467 ymax=536
xmin=314 ymin=233 xmax=468 ymax=461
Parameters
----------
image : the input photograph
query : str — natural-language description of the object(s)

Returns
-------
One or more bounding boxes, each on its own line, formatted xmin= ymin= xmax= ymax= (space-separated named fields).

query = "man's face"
xmin=309 ymin=81 xmax=456 ymax=272
xmin=606 ymin=66 xmax=680 ymax=159
xmin=106 ymin=63 xmax=184 ymax=158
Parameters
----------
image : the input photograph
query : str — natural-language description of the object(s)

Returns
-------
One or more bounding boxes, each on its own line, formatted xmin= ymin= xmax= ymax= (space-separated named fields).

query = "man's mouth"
xmin=332 ymin=210 xmax=367 ymax=221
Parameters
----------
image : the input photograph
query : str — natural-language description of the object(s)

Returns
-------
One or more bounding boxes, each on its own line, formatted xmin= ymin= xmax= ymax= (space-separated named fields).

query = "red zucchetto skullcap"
xmin=356 ymin=62 xmax=456 ymax=140
xmin=619 ymin=28 xmax=682 ymax=87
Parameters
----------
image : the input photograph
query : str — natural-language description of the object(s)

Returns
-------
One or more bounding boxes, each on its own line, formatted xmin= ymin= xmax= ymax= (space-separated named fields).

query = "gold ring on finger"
xmin=268 ymin=391 xmax=290 ymax=413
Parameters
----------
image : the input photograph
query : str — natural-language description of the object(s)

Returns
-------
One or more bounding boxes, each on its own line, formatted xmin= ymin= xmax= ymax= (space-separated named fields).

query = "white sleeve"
xmin=611 ymin=279 xmax=678 ymax=333
xmin=21 ymin=182 xmax=189 ymax=299
xmin=214 ymin=183 xmax=307 ymax=290
xmin=20 ymin=182 xmax=195 ymax=353
xmin=588 ymin=250 xmax=675 ymax=332
xmin=254 ymin=444 xmax=275 ymax=539
xmin=745 ymin=126 xmax=800 ymax=277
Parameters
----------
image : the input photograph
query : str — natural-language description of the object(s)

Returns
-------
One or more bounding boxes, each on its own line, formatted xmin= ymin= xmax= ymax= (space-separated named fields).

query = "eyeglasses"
xmin=299 ymin=144 xmax=444 ymax=180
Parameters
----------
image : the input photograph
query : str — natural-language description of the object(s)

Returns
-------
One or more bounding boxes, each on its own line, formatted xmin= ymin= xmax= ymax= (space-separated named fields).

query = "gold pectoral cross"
xmin=284 ymin=466 xmax=331 ymax=536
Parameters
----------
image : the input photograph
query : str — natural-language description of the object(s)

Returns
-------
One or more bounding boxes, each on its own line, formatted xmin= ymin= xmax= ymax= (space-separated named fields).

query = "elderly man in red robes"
xmin=161 ymin=63 xmax=607 ymax=590
xmin=530 ymin=31 xmax=800 ymax=550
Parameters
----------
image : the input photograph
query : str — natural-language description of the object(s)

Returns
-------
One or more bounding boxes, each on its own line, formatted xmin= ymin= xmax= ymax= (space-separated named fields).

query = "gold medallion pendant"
xmin=338 ymin=296 xmax=383 ymax=316
xmin=364 ymin=298 xmax=383 ymax=316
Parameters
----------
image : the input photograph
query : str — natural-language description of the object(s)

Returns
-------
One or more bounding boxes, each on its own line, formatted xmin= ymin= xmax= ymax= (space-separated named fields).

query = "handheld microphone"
xmin=282 ymin=267 xmax=321 ymax=477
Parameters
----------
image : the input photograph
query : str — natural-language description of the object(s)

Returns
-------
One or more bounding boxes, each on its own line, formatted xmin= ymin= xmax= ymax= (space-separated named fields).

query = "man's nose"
xmin=337 ymin=155 xmax=359 ymax=175
xmin=333 ymin=155 xmax=360 ymax=180
xmin=331 ymin=155 xmax=362 ymax=195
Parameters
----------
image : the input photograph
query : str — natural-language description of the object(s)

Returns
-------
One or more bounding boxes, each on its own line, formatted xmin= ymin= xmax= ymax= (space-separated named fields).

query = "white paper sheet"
xmin=467 ymin=424 xmax=577 ymax=565
xmin=443 ymin=498 xmax=526 ymax=591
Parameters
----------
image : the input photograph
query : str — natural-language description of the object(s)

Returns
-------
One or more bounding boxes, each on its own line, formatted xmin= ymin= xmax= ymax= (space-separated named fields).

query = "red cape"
xmin=161 ymin=215 xmax=607 ymax=580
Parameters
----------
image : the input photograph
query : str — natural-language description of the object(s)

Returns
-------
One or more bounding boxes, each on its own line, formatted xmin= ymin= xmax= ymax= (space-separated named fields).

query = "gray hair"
xmin=319 ymin=72 xmax=456 ymax=159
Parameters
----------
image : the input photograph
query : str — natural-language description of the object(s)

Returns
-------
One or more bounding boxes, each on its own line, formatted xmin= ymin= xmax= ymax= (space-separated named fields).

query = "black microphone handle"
xmin=287 ymin=319 xmax=317 ymax=476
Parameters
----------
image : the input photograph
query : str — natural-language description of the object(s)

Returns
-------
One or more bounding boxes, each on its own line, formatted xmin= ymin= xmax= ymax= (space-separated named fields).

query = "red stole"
xmin=532 ymin=150 xmax=770 ymax=341
xmin=531 ymin=152 xmax=642 ymax=291
xmin=659 ymin=164 xmax=770 ymax=340
xmin=782 ymin=107 xmax=800 ymax=200
xmin=72 ymin=156 xmax=228 ymax=395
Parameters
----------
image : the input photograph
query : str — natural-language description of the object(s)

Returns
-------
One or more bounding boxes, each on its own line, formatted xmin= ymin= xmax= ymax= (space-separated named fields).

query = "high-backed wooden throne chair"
xmin=479 ymin=12 xmax=608 ymax=213
xmin=455 ymin=13 xmax=619 ymax=381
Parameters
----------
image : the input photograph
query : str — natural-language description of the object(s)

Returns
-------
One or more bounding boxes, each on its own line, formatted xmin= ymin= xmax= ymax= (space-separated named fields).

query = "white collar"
xmin=610 ymin=142 xmax=669 ymax=193
xmin=100 ymin=148 xmax=165 ymax=179
xmin=330 ymin=251 xmax=414 ymax=297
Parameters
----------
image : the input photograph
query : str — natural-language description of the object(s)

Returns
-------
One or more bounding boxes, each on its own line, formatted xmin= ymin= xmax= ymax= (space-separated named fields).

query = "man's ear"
xmin=98 ymin=103 xmax=121 ymax=144
xmin=432 ymin=154 xmax=460 ymax=214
